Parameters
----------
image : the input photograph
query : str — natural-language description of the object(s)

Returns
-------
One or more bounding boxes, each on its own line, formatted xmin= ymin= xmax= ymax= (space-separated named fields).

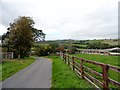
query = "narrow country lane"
xmin=2 ymin=57 xmax=52 ymax=89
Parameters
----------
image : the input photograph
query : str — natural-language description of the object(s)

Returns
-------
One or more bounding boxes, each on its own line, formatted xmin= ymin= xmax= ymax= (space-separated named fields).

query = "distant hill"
xmin=42 ymin=39 xmax=118 ymax=45
xmin=101 ymin=39 xmax=118 ymax=45
xmin=86 ymin=39 xmax=119 ymax=46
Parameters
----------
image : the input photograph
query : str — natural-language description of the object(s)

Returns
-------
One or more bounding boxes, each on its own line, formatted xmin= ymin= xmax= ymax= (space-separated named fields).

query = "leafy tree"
xmin=49 ymin=43 xmax=59 ymax=53
xmin=67 ymin=44 xmax=76 ymax=54
xmin=86 ymin=42 xmax=110 ymax=49
xmin=8 ymin=16 xmax=34 ymax=58
xmin=35 ymin=44 xmax=52 ymax=56
xmin=2 ymin=16 xmax=45 ymax=58
xmin=32 ymin=28 xmax=45 ymax=42
xmin=55 ymin=44 xmax=65 ymax=53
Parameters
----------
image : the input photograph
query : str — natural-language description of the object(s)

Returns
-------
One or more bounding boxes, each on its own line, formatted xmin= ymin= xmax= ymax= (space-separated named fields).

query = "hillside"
xmin=35 ymin=39 xmax=119 ymax=51
xmin=43 ymin=39 xmax=119 ymax=46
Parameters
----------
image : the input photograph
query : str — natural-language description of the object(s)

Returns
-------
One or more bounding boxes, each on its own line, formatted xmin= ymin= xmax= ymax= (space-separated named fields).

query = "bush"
xmin=87 ymin=42 xmax=110 ymax=49
xmin=68 ymin=46 xmax=76 ymax=54
xmin=49 ymin=43 xmax=59 ymax=53
xmin=35 ymin=44 xmax=52 ymax=56
xmin=55 ymin=45 xmax=65 ymax=53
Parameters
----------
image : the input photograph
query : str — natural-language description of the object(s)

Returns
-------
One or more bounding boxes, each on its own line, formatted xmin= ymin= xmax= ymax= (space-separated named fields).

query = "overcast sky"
xmin=0 ymin=0 xmax=119 ymax=40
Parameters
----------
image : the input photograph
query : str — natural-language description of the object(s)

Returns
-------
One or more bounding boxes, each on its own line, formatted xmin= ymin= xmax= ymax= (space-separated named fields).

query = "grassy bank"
xmin=46 ymin=55 xmax=92 ymax=88
xmin=1 ymin=56 xmax=36 ymax=81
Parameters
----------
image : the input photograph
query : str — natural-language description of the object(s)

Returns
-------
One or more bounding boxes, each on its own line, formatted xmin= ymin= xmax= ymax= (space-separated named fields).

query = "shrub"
xmin=35 ymin=44 xmax=52 ymax=56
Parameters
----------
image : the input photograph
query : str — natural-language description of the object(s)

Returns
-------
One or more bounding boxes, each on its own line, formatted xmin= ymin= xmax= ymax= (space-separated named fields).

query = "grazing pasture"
xmin=70 ymin=54 xmax=120 ymax=88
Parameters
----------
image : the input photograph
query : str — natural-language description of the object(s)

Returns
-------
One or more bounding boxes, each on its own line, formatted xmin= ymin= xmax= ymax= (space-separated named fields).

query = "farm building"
xmin=77 ymin=47 xmax=120 ymax=56
xmin=1 ymin=52 xmax=14 ymax=60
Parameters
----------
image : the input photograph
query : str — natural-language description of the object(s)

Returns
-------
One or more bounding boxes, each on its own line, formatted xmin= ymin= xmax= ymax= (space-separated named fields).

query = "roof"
xmin=106 ymin=47 xmax=120 ymax=51
xmin=77 ymin=47 xmax=120 ymax=52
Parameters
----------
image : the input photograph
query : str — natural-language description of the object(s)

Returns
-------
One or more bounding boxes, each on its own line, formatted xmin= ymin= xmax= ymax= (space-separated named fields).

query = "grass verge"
xmin=46 ymin=55 xmax=92 ymax=88
xmin=1 ymin=56 xmax=36 ymax=81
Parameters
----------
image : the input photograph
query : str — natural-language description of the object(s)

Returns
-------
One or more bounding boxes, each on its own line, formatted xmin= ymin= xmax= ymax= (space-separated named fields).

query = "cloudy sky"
xmin=0 ymin=0 xmax=119 ymax=40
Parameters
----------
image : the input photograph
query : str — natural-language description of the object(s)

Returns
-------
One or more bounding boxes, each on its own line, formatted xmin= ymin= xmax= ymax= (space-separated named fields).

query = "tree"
xmin=55 ymin=44 xmax=65 ymax=53
xmin=49 ymin=43 xmax=59 ymax=53
xmin=67 ymin=44 xmax=76 ymax=54
xmin=32 ymin=28 xmax=45 ymax=42
xmin=35 ymin=44 xmax=52 ymax=56
xmin=86 ymin=42 xmax=110 ymax=49
xmin=3 ymin=16 xmax=45 ymax=58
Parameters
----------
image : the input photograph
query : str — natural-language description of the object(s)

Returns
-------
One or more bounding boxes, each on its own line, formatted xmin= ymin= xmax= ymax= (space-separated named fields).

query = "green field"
xmin=71 ymin=54 xmax=120 ymax=88
xmin=1 ymin=56 xmax=36 ymax=81
xmin=72 ymin=54 xmax=119 ymax=67
xmin=86 ymin=40 xmax=103 ymax=44
xmin=46 ymin=55 xmax=92 ymax=88
xmin=72 ymin=44 xmax=87 ymax=48
xmin=101 ymin=39 xmax=118 ymax=45
xmin=86 ymin=39 xmax=118 ymax=46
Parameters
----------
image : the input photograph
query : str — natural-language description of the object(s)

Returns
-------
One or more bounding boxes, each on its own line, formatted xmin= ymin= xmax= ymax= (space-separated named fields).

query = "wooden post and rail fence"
xmin=57 ymin=52 xmax=120 ymax=90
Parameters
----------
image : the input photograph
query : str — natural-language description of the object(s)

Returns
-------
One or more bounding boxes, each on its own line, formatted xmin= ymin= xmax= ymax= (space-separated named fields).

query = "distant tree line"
xmin=86 ymin=42 xmax=120 ymax=49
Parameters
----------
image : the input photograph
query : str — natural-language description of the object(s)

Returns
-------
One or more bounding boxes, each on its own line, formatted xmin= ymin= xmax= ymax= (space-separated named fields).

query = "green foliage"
xmin=37 ymin=39 xmax=119 ymax=51
xmin=32 ymin=28 xmax=45 ymax=42
xmin=2 ymin=16 xmax=45 ymax=58
xmin=46 ymin=55 xmax=92 ymax=88
xmin=7 ymin=16 xmax=34 ymax=58
xmin=72 ymin=44 xmax=87 ymax=49
xmin=35 ymin=44 xmax=52 ymax=56
xmin=67 ymin=45 xmax=77 ymax=54
xmin=55 ymin=44 xmax=65 ymax=53
xmin=33 ymin=43 xmax=59 ymax=56
xmin=49 ymin=43 xmax=59 ymax=53
xmin=102 ymin=39 xmax=119 ymax=46
xmin=87 ymin=42 xmax=110 ymax=49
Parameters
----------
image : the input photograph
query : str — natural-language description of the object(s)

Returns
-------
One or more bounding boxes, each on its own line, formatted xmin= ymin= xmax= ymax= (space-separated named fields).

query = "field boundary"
xmin=57 ymin=52 xmax=120 ymax=90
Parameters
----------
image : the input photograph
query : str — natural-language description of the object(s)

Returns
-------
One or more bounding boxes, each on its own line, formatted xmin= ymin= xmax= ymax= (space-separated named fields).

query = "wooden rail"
xmin=57 ymin=53 xmax=120 ymax=90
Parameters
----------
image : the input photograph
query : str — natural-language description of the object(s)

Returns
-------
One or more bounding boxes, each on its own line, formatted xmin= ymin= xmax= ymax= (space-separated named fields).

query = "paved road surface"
xmin=2 ymin=57 xmax=52 ymax=88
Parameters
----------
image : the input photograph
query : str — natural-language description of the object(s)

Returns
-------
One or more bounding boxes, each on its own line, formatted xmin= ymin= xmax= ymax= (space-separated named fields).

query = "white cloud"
xmin=0 ymin=0 xmax=119 ymax=40
xmin=0 ymin=24 xmax=7 ymax=35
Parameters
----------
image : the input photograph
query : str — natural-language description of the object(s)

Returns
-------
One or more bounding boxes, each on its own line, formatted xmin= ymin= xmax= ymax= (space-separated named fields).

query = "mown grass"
xmin=72 ymin=54 xmax=120 ymax=88
xmin=46 ymin=55 xmax=92 ymax=88
xmin=86 ymin=40 xmax=103 ymax=44
xmin=72 ymin=53 xmax=119 ymax=67
xmin=1 ymin=56 xmax=36 ymax=81
xmin=73 ymin=44 xmax=87 ymax=48
xmin=101 ymin=39 xmax=118 ymax=45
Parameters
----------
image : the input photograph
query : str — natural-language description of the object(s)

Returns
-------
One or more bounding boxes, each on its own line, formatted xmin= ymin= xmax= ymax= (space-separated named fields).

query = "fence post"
xmin=60 ymin=52 xmax=63 ymax=59
xmin=63 ymin=53 xmax=64 ymax=61
xmin=68 ymin=55 xmax=69 ymax=65
xmin=65 ymin=54 xmax=66 ymax=63
xmin=80 ymin=59 xmax=84 ymax=79
xmin=72 ymin=57 xmax=75 ymax=71
xmin=102 ymin=64 xmax=109 ymax=90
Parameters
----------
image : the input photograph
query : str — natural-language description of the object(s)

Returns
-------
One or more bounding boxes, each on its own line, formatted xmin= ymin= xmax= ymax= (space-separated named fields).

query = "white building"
xmin=77 ymin=47 xmax=120 ymax=56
